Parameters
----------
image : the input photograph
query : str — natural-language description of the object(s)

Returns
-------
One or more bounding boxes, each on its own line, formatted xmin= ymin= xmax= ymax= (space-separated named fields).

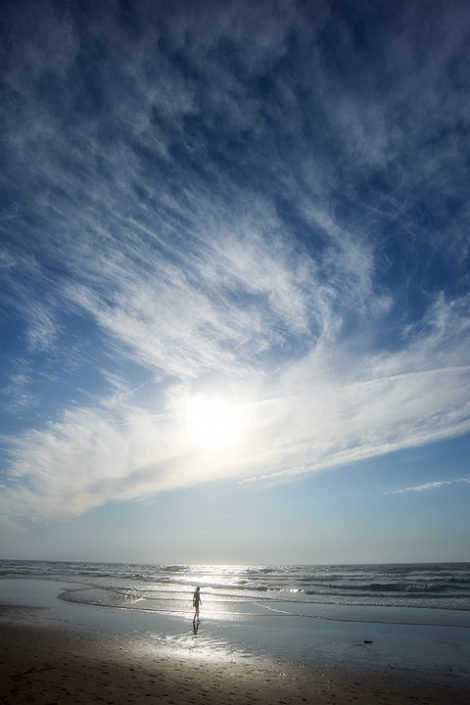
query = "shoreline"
xmin=1 ymin=577 xmax=469 ymax=703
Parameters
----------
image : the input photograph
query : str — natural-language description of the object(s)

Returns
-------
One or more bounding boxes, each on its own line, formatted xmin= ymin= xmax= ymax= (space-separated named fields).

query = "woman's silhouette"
xmin=193 ymin=586 xmax=202 ymax=623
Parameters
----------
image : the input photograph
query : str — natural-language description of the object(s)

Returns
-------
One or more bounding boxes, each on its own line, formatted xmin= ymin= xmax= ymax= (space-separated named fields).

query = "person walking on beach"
xmin=193 ymin=586 xmax=202 ymax=622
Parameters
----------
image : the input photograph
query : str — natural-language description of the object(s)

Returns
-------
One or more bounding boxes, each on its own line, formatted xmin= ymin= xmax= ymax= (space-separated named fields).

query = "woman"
xmin=193 ymin=586 xmax=202 ymax=622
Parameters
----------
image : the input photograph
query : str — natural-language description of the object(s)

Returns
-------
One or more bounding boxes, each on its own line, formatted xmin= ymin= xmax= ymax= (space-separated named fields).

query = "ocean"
xmin=1 ymin=560 xmax=469 ymax=619
xmin=2 ymin=559 xmax=470 ymax=681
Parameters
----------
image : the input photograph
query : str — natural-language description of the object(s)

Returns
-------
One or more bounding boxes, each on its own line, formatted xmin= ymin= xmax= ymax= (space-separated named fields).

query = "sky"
xmin=1 ymin=0 xmax=470 ymax=565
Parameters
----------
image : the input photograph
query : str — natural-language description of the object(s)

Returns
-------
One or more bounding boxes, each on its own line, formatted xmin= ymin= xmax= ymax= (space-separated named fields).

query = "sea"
xmin=1 ymin=560 xmax=469 ymax=619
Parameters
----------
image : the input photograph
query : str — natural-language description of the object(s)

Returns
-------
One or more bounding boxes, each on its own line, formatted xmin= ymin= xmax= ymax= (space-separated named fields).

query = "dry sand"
xmin=1 ymin=621 xmax=468 ymax=705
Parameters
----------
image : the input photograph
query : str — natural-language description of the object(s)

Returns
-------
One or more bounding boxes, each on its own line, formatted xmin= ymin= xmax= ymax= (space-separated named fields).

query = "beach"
xmin=1 ymin=573 xmax=469 ymax=705
xmin=1 ymin=618 xmax=469 ymax=705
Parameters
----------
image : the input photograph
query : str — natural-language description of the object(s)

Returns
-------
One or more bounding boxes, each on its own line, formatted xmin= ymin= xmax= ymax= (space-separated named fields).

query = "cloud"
xmin=1 ymin=1 xmax=470 ymax=528
xmin=25 ymin=302 xmax=59 ymax=351
xmin=2 ymin=304 xmax=469 ymax=524
xmin=0 ymin=358 xmax=39 ymax=415
xmin=393 ymin=478 xmax=470 ymax=494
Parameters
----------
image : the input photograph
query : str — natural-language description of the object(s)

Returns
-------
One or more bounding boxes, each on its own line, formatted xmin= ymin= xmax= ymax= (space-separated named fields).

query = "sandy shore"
xmin=1 ymin=620 xmax=468 ymax=705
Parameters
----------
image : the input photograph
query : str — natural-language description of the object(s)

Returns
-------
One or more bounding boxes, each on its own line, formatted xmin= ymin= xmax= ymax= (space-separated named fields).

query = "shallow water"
xmin=2 ymin=560 xmax=470 ymax=612
xmin=1 ymin=577 xmax=469 ymax=683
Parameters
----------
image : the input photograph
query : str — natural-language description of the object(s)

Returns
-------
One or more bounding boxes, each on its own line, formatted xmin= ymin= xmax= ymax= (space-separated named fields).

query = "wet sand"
xmin=1 ymin=578 xmax=469 ymax=705
xmin=1 ymin=620 xmax=469 ymax=705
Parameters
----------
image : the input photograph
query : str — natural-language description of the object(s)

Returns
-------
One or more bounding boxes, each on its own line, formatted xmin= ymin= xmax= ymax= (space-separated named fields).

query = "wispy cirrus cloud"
xmin=393 ymin=478 xmax=470 ymax=494
xmin=2 ymin=307 xmax=469 ymax=523
xmin=1 ymin=0 xmax=470 ymax=531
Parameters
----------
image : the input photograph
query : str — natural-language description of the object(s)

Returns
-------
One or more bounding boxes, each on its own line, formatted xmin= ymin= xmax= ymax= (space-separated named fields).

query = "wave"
xmin=2 ymin=560 xmax=470 ymax=611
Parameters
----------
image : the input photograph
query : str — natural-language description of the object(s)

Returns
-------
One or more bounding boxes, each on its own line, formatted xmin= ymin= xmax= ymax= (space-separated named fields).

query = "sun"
xmin=186 ymin=396 xmax=241 ymax=450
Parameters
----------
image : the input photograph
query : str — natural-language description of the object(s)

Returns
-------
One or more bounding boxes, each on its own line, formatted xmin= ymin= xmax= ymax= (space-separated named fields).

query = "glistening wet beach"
xmin=1 ymin=568 xmax=469 ymax=704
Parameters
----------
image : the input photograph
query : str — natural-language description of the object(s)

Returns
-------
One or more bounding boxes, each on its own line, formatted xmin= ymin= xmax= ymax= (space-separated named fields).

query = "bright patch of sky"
xmin=1 ymin=0 xmax=469 ymax=563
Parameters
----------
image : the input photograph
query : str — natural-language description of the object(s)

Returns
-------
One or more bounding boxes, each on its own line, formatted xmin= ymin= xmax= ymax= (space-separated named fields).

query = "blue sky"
xmin=1 ymin=0 xmax=469 ymax=564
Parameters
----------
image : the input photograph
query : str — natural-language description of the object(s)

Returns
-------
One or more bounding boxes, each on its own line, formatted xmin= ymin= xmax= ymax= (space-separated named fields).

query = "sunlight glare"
xmin=186 ymin=396 xmax=241 ymax=450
